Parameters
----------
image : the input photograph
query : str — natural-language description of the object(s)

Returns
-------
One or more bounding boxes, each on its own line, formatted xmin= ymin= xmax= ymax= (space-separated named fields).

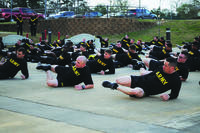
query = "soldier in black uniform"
xmin=40 ymin=41 xmax=72 ymax=66
xmin=36 ymin=56 xmax=94 ymax=90
xmin=102 ymin=57 xmax=182 ymax=101
xmin=0 ymin=47 xmax=29 ymax=79
xmin=147 ymin=42 xmax=172 ymax=60
xmin=111 ymin=41 xmax=125 ymax=55
xmin=72 ymin=43 xmax=89 ymax=61
xmin=29 ymin=13 xmax=38 ymax=36
xmin=16 ymin=14 xmax=23 ymax=35
xmin=135 ymin=39 xmax=144 ymax=55
xmin=86 ymin=40 xmax=95 ymax=55
xmin=157 ymin=37 xmax=165 ymax=46
xmin=114 ymin=44 xmax=142 ymax=68
xmin=96 ymin=35 xmax=109 ymax=55
xmin=187 ymin=42 xmax=200 ymax=71
xmin=121 ymin=35 xmax=130 ymax=50
xmin=86 ymin=49 xmax=115 ymax=75
xmin=143 ymin=51 xmax=189 ymax=81
xmin=0 ymin=37 xmax=5 ymax=51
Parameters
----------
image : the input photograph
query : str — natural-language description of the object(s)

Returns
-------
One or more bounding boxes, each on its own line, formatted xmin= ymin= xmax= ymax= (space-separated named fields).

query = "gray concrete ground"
xmin=0 ymin=49 xmax=200 ymax=133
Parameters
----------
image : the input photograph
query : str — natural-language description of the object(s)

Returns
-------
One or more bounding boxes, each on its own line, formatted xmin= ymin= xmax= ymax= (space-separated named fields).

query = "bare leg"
xmin=117 ymin=86 xmax=144 ymax=98
xmin=46 ymin=67 xmax=58 ymax=87
xmin=116 ymin=76 xmax=144 ymax=97
xmin=116 ymin=76 xmax=131 ymax=87
xmin=140 ymin=68 xmax=152 ymax=76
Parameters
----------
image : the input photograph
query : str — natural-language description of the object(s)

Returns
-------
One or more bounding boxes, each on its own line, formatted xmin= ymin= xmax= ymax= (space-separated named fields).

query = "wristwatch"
xmin=82 ymin=85 xmax=85 ymax=90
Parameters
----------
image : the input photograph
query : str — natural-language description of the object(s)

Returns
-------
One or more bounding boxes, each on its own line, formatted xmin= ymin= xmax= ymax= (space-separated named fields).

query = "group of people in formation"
xmin=0 ymin=34 xmax=199 ymax=101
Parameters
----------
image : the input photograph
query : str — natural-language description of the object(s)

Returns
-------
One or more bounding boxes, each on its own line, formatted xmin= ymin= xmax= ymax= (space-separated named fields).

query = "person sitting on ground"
xmin=143 ymin=51 xmax=189 ymax=81
xmin=72 ymin=43 xmax=89 ymax=61
xmin=121 ymin=35 xmax=131 ymax=50
xmin=135 ymin=39 xmax=145 ymax=55
xmin=145 ymin=36 xmax=159 ymax=46
xmin=40 ymin=41 xmax=72 ymax=66
xmin=102 ymin=57 xmax=182 ymax=101
xmin=176 ymin=36 xmax=199 ymax=51
xmin=36 ymin=56 xmax=94 ymax=90
xmin=96 ymin=35 xmax=109 ymax=55
xmin=86 ymin=40 xmax=96 ymax=55
xmin=157 ymin=37 xmax=165 ymax=46
xmin=146 ymin=42 xmax=172 ymax=60
xmin=111 ymin=41 xmax=126 ymax=55
xmin=0 ymin=47 xmax=29 ymax=80
xmin=86 ymin=49 xmax=115 ymax=75
xmin=187 ymin=42 xmax=200 ymax=71
xmin=113 ymin=44 xmax=142 ymax=68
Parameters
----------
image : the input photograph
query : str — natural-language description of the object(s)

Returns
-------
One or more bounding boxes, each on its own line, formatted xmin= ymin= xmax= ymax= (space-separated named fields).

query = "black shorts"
xmin=55 ymin=66 xmax=71 ymax=87
xmin=130 ymin=75 xmax=140 ymax=88
xmin=130 ymin=75 xmax=149 ymax=97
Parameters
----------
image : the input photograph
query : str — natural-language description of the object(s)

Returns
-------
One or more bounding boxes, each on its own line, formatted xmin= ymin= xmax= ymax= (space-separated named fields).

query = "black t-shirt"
xmin=116 ymin=51 xmax=142 ymax=66
xmin=55 ymin=65 xmax=93 ymax=87
xmin=87 ymin=55 xmax=115 ymax=74
xmin=149 ymin=60 xmax=189 ymax=80
xmin=0 ymin=54 xmax=29 ymax=79
xmin=96 ymin=36 xmax=108 ymax=48
xmin=150 ymin=40 xmax=158 ymax=46
xmin=121 ymin=38 xmax=130 ymax=50
xmin=149 ymin=46 xmax=171 ymax=60
xmin=29 ymin=16 xmax=38 ymax=26
xmin=176 ymin=62 xmax=189 ymax=79
xmin=57 ymin=52 xmax=72 ymax=66
xmin=86 ymin=42 xmax=95 ymax=55
xmin=135 ymin=44 xmax=142 ymax=52
xmin=16 ymin=17 xmax=23 ymax=26
xmin=131 ymin=67 xmax=181 ymax=99
xmin=112 ymin=46 xmax=125 ymax=54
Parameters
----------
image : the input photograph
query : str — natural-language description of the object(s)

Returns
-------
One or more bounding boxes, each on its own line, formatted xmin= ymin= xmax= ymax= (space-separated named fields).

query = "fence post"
xmin=166 ymin=28 xmax=171 ymax=42
xmin=41 ymin=31 xmax=45 ymax=41
xmin=58 ymin=32 xmax=60 ymax=40
xmin=44 ymin=30 xmax=47 ymax=40
xmin=48 ymin=29 xmax=52 ymax=45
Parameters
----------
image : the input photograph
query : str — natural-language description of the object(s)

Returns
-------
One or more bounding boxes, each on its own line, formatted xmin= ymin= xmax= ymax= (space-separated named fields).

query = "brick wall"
xmin=0 ymin=18 xmax=156 ymax=36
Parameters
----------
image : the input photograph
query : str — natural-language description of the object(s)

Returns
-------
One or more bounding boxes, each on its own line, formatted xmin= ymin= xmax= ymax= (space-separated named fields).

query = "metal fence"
xmin=33 ymin=5 xmax=156 ymax=19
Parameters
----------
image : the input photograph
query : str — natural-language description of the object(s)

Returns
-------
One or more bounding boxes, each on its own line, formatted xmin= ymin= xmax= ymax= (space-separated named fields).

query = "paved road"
xmin=0 ymin=51 xmax=200 ymax=133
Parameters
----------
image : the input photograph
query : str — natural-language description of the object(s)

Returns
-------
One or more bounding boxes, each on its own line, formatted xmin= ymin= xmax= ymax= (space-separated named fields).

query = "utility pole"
xmin=139 ymin=0 xmax=141 ymax=9
xmin=158 ymin=0 xmax=161 ymax=37
xmin=10 ymin=0 xmax=13 ymax=21
xmin=45 ymin=0 xmax=47 ymax=19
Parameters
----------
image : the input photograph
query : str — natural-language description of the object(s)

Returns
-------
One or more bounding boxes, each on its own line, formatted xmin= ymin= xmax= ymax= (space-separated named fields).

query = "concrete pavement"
xmin=0 ymin=54 xmax=200 ymax=133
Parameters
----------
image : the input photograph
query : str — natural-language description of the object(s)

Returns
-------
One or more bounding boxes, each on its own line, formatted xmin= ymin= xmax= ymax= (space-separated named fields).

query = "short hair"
xmin=166 ymin=57 xmax=177 ymax=68
xmin=154 ymin=36 xmax=158 ymax=39
xmin=129 ymin=44 xmax=136 ymax=50
xmin=17 ymin=47 xmax=26 ymax=55
xmin=78 ymin=56 xmax=87 ymax=64
xmin=105 ymin=49 xmax=112 ymax=55
xmin=194 ymin=36 xmax=199 ymax=41
xmin=166 ymin=43 xmax=172 ymax=48
xmin=180 ymin=50 xmax=189 ymax=59
xmin=117 ymin=41 xmax=121 ymax=43
xmin=80 ymin=43 xmax=87 ymax=49
xmin=192 ymin=42 xmax=199 ymax=48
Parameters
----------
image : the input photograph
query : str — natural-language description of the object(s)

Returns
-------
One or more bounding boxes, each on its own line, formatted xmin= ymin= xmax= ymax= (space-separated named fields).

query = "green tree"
xmin=28 ymin=0 xmax=44 ymax=9
xmin=12 ymin=0 xmax=27 ymax=8
xmin=94 ymin=5 xmax=107 ymax=15
xmin=176 ymin=4 xmax=199 ymax=19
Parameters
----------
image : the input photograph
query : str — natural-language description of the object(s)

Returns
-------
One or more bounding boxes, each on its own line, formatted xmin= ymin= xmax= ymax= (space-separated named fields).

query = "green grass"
xmin=1 ymin=20 xmax=200 ymax=46
xmin=103 ymin=20 xmax=200 ymax=46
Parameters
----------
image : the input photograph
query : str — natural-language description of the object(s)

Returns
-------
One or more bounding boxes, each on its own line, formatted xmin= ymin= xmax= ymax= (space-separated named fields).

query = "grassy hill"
xmin=104 ymin=19 xmax=200 ymax=46
xmin=1 ymin=20 xmax=200 ymax=46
